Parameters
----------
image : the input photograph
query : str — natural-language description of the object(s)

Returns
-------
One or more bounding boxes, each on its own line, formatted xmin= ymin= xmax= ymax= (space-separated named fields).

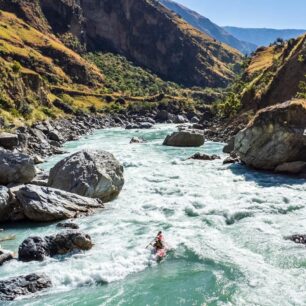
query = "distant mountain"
xmin=224 ymin=27 xmax=306 ymax=47
xmin=159 ymin=0 xmax=256 ymax=54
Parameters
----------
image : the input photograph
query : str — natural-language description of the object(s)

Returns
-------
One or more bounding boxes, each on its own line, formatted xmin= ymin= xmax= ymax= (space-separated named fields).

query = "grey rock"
xmin=15 ymin=185 xmax=104 ymax=222
xmin=175 ymin=115 xmax=189 ymax=124
xmin=155 ymin=110 xmax=169 ymax=122
xmin=275 ymin=161 xmax=306 ymax=175
xmin=0 ymin=150 xmax=36 ymax=185
xmin=235 ymin=100 xmax=306 ymax=171
xmin=18 ymin=231 xmax=93 ymax=262
xmin=189 ymin=153 xmax=220 ymax=161
xmin=223 ymin=152 xmax=240 ymax=165
xmin=0 ymin=133 xmax=18 ymax=150
xmin=33 ymin=155 xmax=45 ymax=164
xmin=0 ymin=249 xmax=14 ymax=266
xmin=48 ymin=131 xmax=63 ymax=142
xmin=130 ymin=137 xmax=146 ymax=144
xmin=125 ymin=123 xmax=140 ymax=130
xmin=138 ymin=122 xmax=153 ymax=129
xmin=190 ymin=116 xmax=200 ymax=124
xmin=0 ymin=273 xmax=52 ymax=300
xmin=163 ymin=130 xmax=205 ymax=147
xmin=223 ymin=136 xmax=235 ymax=154
xmin=0 ymin=186 xmax=11 ymax=222
xmin=48 ymin=150 xmax=124 ymax=202
xmin=57 ymin=221 xmax=79 ymax=230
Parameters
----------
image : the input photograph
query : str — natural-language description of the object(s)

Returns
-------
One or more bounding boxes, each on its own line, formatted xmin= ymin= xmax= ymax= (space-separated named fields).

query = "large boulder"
xmin=0 ymin=149 xmax=36 ymax=185
xmin=163 ymin=130 xmax=205 ymax=147
xmin=18 ymin=231 xmax=93 ymax=262
xmin=0 ymin=186 xmax=11 ymax=222
xmin=235 ymin=100 xmax=306 ymax=171
xmin=0 ymin=132 xmax=18 ymax=150
xmin=48 ymin=150 xmax=124 ymax=202
xmin=0 ymin=273 xmax=52 ymax=301
xmin=15 ymin=185 xmax=104 ymax=222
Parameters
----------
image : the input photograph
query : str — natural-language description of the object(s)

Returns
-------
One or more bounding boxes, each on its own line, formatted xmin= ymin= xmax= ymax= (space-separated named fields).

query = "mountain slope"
xmin=0 ymin=9 xmax=106 ymax=124
xmin=159 ymin=0 xmax=256 ymax=54
xmin=37 ymin=0 xmax=241 ymax=88
xmin=224 ymin=27 xmax=306 ymax=47
xmin=227 ymin=34 xmax=306 ymax=113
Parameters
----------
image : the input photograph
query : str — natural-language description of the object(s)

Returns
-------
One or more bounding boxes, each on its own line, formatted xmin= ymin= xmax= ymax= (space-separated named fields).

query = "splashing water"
xmin=1 ymin=125 xmax=306 ymax=306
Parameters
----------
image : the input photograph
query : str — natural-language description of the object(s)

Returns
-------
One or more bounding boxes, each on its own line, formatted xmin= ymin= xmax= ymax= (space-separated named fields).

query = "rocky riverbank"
xmin=0 ymin=102 xmax=235 ymax=161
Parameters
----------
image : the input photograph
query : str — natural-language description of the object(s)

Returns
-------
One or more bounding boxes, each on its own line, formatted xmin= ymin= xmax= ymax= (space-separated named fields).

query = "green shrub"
xmin=41 ymin=107 xmax=57 ymax=119
xmin=12 ymin=61 xmax=21 ymax=74
xmin=60 ymin=94 xmax=74 ymax=105
xmin=85 ymin=52 xmax=180 ymax=96
xmin=296 ymin=77 xmax=306 ymax=98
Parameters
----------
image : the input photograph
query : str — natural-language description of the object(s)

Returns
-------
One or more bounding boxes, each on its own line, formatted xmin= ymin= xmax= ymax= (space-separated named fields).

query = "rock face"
xmin=0 ymin=133 xmax=18 ymax=150
xmin=0 ymin=186 xmax=11 ymax=222
xmin=0 ymin=150 xmax=36 ymax=185
xmin=0 ymin=273 xmax=52 ymax=301
xmin=15 ymin=185 xmax=104 ymax=222
xmin=235 ymin=100 xmax=306 ymax=171
xmin=18 ymin=231 xmax=93 ymax=262
xmin=39 ymin=0 xmax=240 ymax=87
xmin=163 ymin=130 xmax=204 ymax=147
xmin=48 ymin=150 xmax=124 ymax=202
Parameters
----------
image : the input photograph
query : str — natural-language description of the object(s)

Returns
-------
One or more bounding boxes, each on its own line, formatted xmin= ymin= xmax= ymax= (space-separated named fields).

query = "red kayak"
xmin=155 ymin=248 xmax=167 ymax=261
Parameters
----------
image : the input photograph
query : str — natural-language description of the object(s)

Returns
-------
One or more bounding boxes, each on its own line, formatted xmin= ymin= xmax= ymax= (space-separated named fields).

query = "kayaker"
xmin=154 ymin=231 xmax=164 ymax=250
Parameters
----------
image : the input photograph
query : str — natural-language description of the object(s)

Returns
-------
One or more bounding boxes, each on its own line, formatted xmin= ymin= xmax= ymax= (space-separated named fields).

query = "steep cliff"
xmin=240 ymin=34 xmax=306 ymax=111
xmin=38 ymin=0 xmax=241 ymax=88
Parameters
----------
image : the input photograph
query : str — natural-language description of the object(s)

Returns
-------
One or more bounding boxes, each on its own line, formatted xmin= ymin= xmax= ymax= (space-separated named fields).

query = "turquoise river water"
xmin=1 ymin=124 xmax=306 ymax=306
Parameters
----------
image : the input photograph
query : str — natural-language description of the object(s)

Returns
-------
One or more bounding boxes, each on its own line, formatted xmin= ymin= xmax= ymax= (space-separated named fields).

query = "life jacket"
xmin=155 ymin=234 xmax=164 ymax=249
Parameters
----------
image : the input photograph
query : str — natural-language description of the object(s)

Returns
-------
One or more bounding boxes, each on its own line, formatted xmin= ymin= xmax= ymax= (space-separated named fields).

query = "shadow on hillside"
xmin=228 ymin=163 xmax=306 ymax=188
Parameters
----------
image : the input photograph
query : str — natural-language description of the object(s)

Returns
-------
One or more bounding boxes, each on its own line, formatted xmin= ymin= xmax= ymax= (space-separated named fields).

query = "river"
xmin=1 ymin=125 xmax=306 ymax=306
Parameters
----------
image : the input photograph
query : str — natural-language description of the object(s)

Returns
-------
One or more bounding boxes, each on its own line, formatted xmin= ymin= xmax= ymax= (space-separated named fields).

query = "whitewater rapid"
xmin=1 ymin=125 xmax=306 ymax=306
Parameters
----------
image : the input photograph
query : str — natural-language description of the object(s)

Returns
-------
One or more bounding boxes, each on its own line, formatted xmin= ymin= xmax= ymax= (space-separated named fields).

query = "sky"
xmin=174 ymin=0 xmax=306 ymax=29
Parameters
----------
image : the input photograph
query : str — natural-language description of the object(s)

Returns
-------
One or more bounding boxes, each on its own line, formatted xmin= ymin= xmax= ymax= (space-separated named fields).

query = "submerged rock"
xmin=189 ymin=153 xmax=220 ymax=161
xmin=57 ymin=221 xmax=80 ymax=230
xmin=0 ymin=249 xmax=14 ymax=266
xmin=18 ymin=231 xmax=93 ymax=262
xmin=286 ymin=234 xmax=306 ymax=245
xmin=163 ymin=130 xmax=204 ymax=147
xmin=0 ymin=273 xmax=52 ymax=300
xmin=15 ymin=185 xmax=104 ymax=222
xmin=235 ymin=100 xmax=306 ymax=172
xmin=48 ymin=150 xmax=124 ymax=202
xmin=130 ymin=137 xmax=146 ymax=144
xmin=138 ymin=122 xmax=153 ymax=129
xmin=0 ymin=150 xmax=36 ymax=185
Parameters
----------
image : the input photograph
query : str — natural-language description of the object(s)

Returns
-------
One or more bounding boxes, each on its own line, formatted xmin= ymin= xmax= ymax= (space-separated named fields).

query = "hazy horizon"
xmin=173 ymin=0 xmax=306 ymax=30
